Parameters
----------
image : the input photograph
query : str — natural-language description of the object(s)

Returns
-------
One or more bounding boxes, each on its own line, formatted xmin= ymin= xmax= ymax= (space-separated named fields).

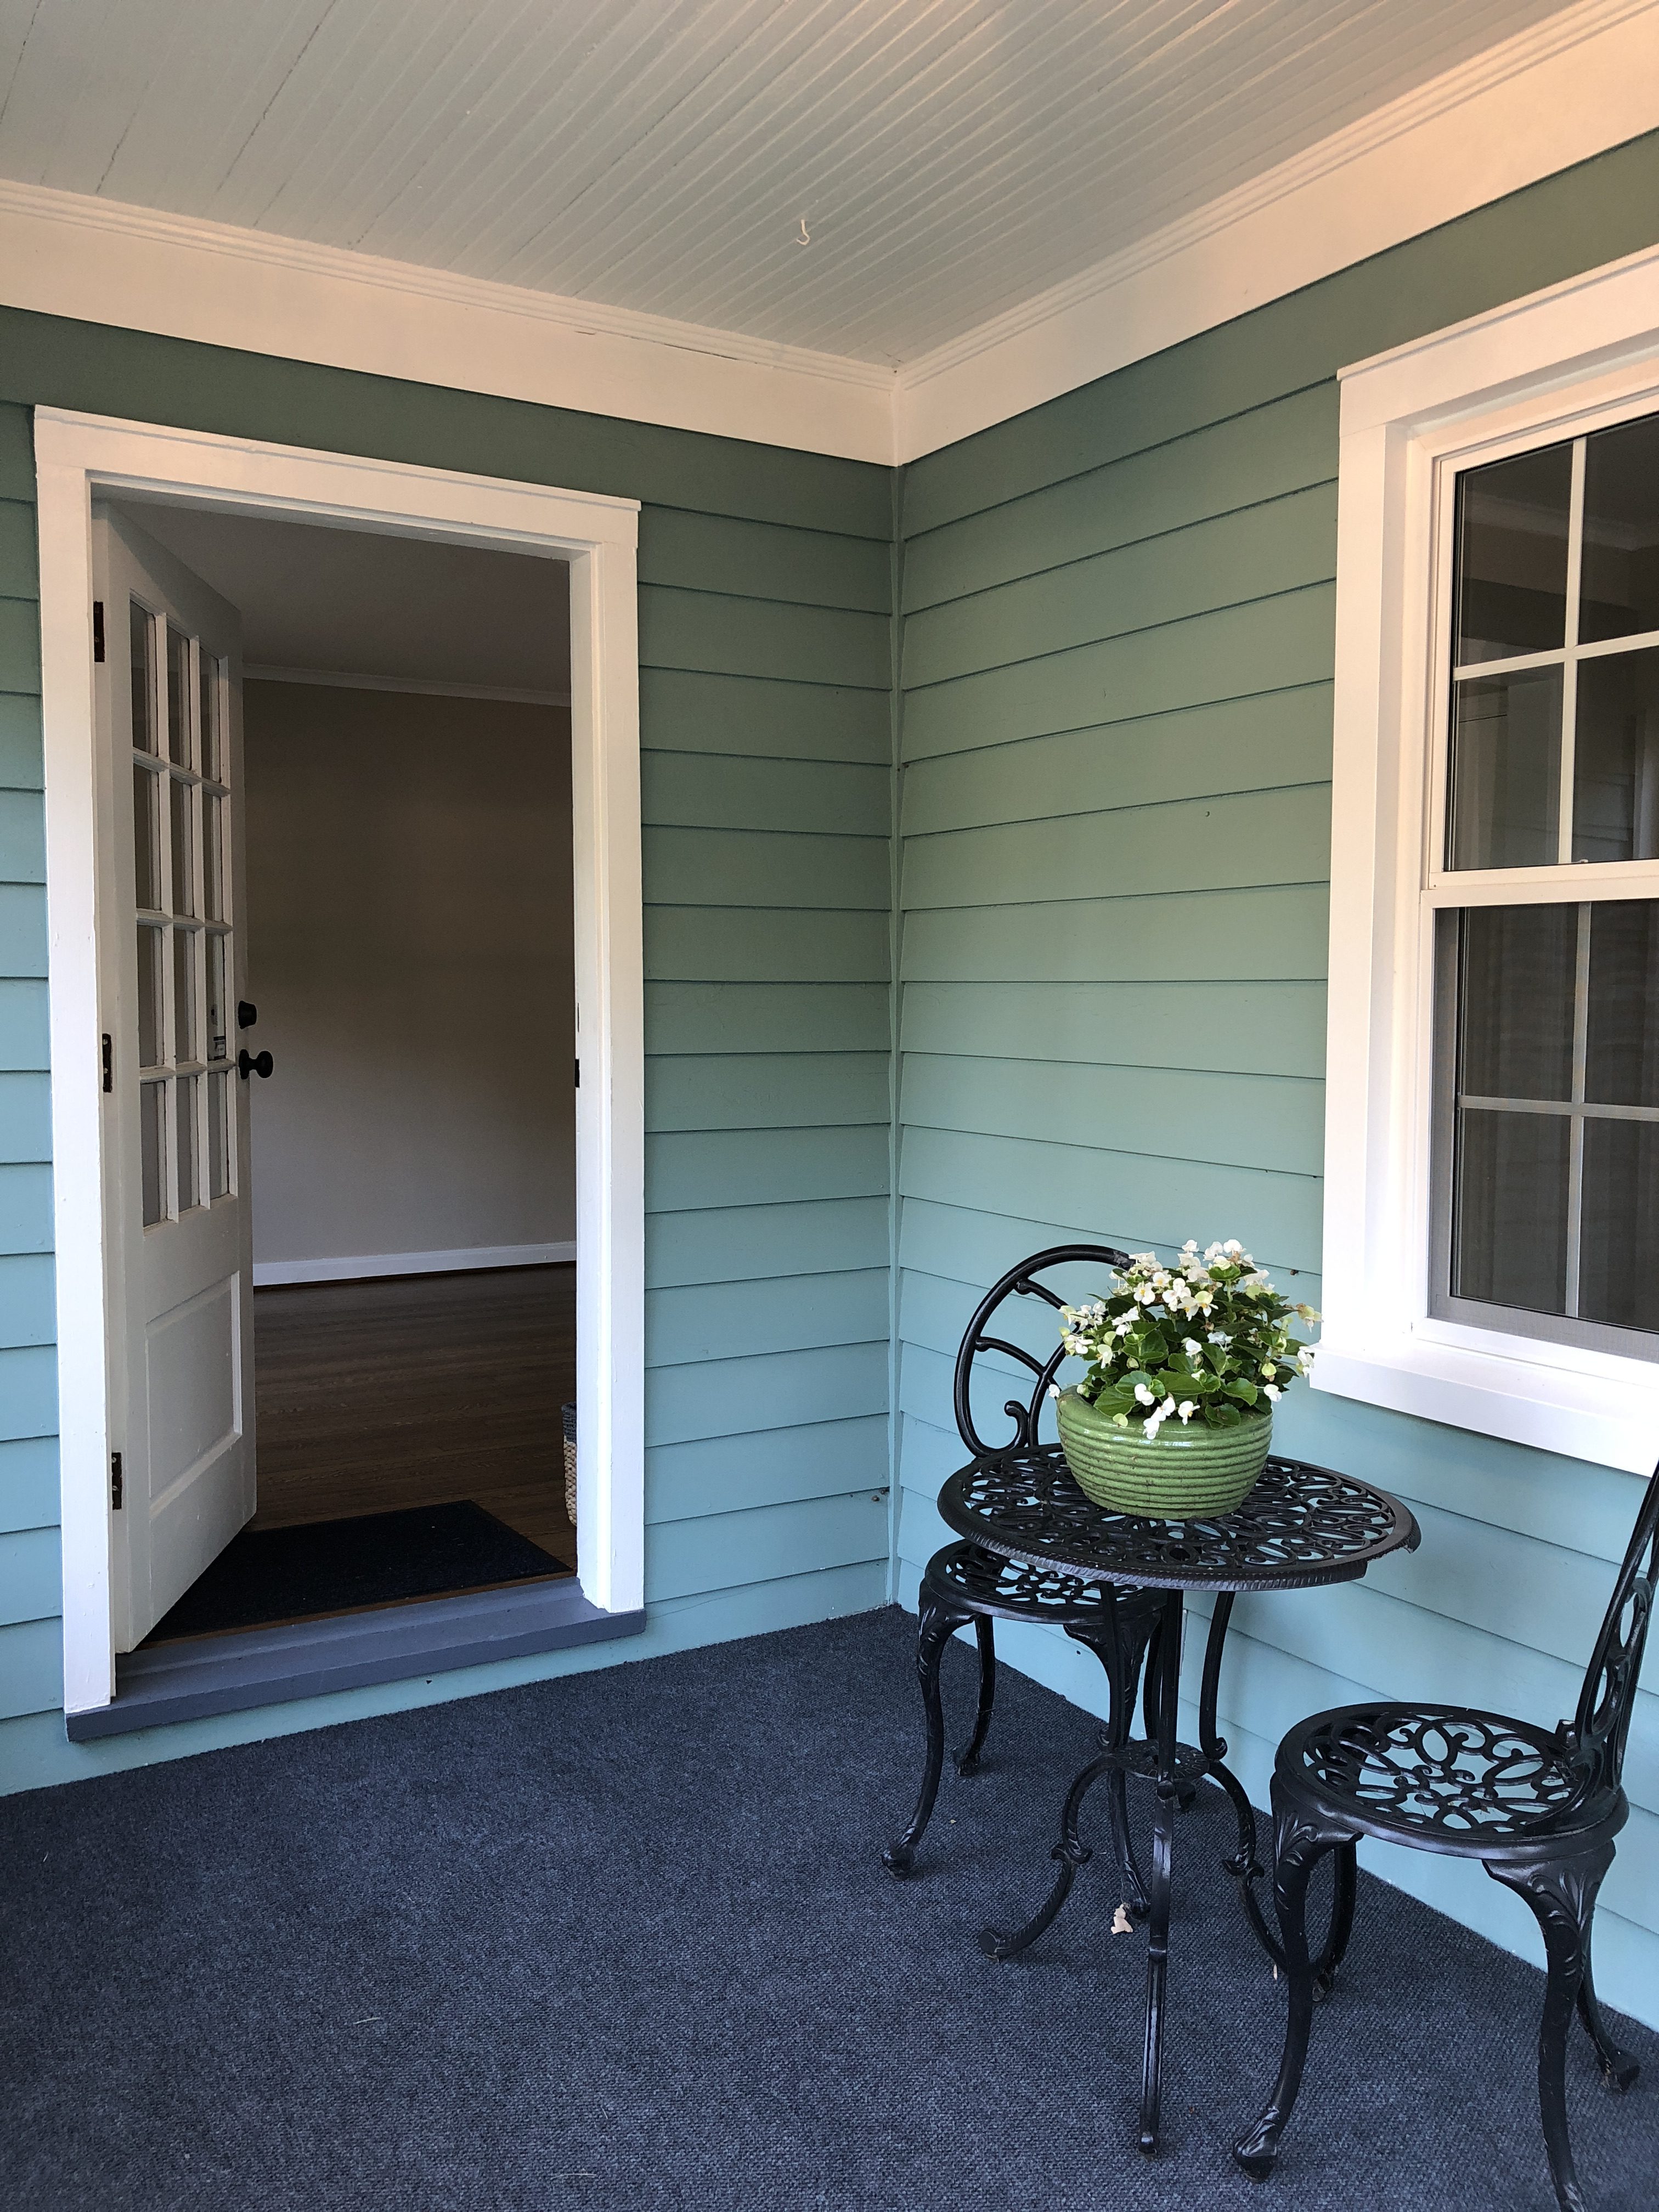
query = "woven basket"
xmin=1054 ymin=1389 xmax=1270 ymax=1517
xmin=561 ymin=1401 xmax=577 ymax=1523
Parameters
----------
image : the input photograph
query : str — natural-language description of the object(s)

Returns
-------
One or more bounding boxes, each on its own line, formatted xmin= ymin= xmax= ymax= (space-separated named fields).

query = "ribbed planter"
xmin=1054 ymin=1388 xmax=1271 ymax=1517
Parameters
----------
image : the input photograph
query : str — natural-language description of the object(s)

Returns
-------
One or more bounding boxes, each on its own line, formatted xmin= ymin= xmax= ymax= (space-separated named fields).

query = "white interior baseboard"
xmin=253 ymin=1242 xmax=575 ymax=1287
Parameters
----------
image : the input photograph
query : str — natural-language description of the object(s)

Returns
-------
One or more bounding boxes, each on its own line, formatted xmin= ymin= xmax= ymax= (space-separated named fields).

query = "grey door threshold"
xmin=66 ymin=1578 xmax=645 ymax=1740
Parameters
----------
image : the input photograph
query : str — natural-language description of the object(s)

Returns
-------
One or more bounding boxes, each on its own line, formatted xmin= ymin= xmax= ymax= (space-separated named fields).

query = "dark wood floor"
xmin=251 ymin=1265 xmax=578 ymax=1564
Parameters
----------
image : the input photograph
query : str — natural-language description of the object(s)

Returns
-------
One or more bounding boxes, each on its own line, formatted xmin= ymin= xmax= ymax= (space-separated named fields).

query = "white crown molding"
xmin=244 ymin=664 xmax=569 ymax=708
xmin=0 ymin=178 xmax=896 ymax=466
xmin=2 ymin=0 xmax=1657 ymax=472
xmin=893 ymin=0 xmax=1659 ymax=461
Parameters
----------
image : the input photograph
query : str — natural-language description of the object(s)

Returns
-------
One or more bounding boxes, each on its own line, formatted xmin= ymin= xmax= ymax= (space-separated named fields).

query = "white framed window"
xmin=1318 ymin=242 xmax=1659 ymax=1474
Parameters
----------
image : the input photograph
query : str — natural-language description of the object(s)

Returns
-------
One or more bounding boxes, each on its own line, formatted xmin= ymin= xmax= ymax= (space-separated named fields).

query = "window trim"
xmin=1320 ymin=241 xmax=1659 ymax=1474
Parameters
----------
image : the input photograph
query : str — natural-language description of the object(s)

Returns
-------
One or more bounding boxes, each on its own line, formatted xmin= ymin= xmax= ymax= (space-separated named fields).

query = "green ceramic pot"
xmin=1054 ymin=1388 xmax=1271 ymax=1517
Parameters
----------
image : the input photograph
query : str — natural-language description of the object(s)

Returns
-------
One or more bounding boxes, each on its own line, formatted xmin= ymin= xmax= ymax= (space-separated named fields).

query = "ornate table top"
xmin=937 ymin=1448 xmax=1420 ymax=1594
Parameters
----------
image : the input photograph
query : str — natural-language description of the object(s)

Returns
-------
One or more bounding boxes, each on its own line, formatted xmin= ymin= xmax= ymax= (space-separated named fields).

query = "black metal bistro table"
xmin=938 ymin=1445 xmax=1421 ymax=2154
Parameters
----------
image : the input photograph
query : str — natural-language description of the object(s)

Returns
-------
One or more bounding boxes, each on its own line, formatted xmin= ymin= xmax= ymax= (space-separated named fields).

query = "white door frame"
xmin=36 ymin=407 xmax=645 ymax=1718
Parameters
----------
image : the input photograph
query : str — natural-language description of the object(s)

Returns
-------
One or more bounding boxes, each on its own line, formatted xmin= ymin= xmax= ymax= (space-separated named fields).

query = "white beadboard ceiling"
xmin=0 ymin=0 xmax=1590 ymax=367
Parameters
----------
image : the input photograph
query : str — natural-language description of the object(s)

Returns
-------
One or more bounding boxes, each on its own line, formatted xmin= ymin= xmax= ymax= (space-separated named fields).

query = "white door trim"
xmin=35 ymin=406 xmax=644 ymax=1716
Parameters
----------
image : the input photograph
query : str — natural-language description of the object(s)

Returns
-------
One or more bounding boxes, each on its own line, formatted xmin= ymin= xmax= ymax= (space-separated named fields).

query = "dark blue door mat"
xmin=142 ymin=1499 xmax=572 ymax=1643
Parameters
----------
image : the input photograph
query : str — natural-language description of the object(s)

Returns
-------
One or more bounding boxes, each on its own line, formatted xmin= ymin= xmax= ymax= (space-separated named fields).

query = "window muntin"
xmin=1431 ymin=410 xmax=1659 ymax=1358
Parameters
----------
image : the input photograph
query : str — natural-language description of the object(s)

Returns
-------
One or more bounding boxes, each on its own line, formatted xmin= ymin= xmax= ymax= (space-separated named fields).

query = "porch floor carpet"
xmin=2 ymin=1609 xmax=1655 ymax=2212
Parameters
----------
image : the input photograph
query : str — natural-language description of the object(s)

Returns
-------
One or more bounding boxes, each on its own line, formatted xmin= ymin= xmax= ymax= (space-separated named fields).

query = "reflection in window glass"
xmin=1452 ymin=1107 xmax=1570 ymax=1316
xmin=176 ymin=1075 xmax=198 ymax=1213
xmin=140 ymin=1080 xmax=165 ymax=1226
xmin=166 ymin=627 xmax=189 ymax=767
xmin=170 ymin=776 xmax=194 ymax=916
xmin=1453 ymin=442 xmax=1572 ymax=664
xmin=173 ymin=928 xmax=196 ymax=1064
xmin=1586 ymin=900 xmax=1659 ymax=1107
xmin=207 ymin=1070 xmax=229 ymax=1200
xmin=1581 ymin=413 xmax=1659 ymax=643
xmin=205 ymin=932 xmax=228 ymax=1062
xmin=1459 ymin=905 xmax=1576 ymax=1101
xmin=133 ymin=763 xmax=161 ymax=910
xmin=129 ymin=602 xmax=155 ymax=753
xmin=1573 ymin=647 xmax=1659 ymax=862
xmin=1580 ymin=1120 xmax=1659 ymax=1331
xmin=1447 ymin=667 xmax=1562 ymax=868
xmin=136 ymin=924 xmax=164 ymax=1069
xmin=199 ymin=652 xmax=219 ymax=782
xmin=202 ymin=792 xmax=223 ymax=921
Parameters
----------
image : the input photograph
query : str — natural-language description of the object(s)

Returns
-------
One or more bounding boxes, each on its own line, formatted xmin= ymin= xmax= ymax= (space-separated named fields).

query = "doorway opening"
xmin=36 ymin=410 xmax=646 ymax=1736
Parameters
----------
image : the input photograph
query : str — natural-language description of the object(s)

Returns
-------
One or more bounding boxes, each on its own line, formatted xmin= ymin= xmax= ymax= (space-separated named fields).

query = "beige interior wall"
xmin=241 ymin=680 xmax=574 ymax=1269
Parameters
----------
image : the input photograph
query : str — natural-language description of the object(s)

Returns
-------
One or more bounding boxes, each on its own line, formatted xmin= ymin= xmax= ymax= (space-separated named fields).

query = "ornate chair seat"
xmin=922 ymin=1539 xmax=1114 ymax=1624
xmin=1284 ymin=1701 xmax=1605 ymax=1849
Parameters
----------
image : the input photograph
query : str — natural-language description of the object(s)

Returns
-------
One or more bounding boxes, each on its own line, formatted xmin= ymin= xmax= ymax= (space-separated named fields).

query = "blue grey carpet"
xmin=1 ymin=1607 xmax=1654 ymax=2211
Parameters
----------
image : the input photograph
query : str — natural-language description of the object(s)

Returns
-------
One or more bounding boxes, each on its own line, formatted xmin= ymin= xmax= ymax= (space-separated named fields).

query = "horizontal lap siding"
xmin=0 ymin=312 xmax=892 ymax=1790
xmin=893 ymin=134 xmax=1659 ymax=2029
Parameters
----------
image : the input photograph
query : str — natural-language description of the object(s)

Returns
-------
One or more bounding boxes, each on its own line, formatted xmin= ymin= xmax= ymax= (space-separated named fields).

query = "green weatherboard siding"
xmin=5 ymin=123 xmax=1659 ymax=2032
xmin=894 ymin=129 xmax=1659 ymax=2033
xmin=0 ymin=308 xmax=892 ymax=1792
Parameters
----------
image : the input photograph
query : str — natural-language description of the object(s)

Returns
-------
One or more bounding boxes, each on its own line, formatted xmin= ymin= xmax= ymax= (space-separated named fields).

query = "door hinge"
xmin=574 ymin=1058 xmax=580 ymax=1087
xmin=92 ymin=600 xmax=105 ymax=663
xmin=110 ymin=1452 xmax=123 ymax=1511
xmin=101 ymin=1034 xmax=112 ymax=1093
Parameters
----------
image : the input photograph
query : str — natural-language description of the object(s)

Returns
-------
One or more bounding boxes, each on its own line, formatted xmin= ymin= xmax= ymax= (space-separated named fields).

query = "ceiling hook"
xmin=795 ymin=215 xmax=811 ymax=247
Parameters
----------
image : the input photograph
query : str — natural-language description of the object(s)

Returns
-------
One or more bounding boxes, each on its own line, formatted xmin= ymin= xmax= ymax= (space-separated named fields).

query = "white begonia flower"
xmin=1177 ymin=1400 xmax=1197 ymax=1423
xmin=1263 ymin=1383 xmax=1282 ymax=1402
xmin=1048 ymin=1383 xmax=1061 ymax=1398
xmin=1183 ymin=1337 xmax=1201 ymax=1356
xmin=1133 ymin=1382 xmax=1155 ymax=1406
xmin=1261 ymin=1363 xmax=1277 ymax=1380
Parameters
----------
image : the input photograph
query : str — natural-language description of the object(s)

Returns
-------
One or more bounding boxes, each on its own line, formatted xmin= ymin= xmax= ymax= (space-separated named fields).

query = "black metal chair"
xmin=883 ymin=1244 xmax=1165 ymax=1925
xmin=1234 ymin=1464 xmax=1659 ymax=2212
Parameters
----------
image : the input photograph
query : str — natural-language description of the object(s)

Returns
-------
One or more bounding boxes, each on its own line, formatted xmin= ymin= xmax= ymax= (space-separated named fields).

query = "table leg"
xmin=1196 ymin=1592 xmax=1358 ymax=1995
xmin=1139 ymin=1589 xmax=1184 ymax=2155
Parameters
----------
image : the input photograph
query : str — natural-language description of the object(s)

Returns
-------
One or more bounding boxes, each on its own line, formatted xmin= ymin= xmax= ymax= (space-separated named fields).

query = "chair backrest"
xmin=952 ymin=1243 xmax=1131 ymax=1458
xmin=1570 ymin=1464 xmax=1659 ymax=1798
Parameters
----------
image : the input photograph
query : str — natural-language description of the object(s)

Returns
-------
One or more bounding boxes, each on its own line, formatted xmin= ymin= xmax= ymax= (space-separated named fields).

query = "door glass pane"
xmin=199 ymin=652 xmax=220 ymax=782
xmin=173 ymin=928 xmax=196 ymax=1064
xmin=202 ymin=792 xmax=223 ymax=921
xmin=166 ymin=625 xmax=189 ymax=767
xmin=170 ymin=776 xmax=195 ymax=915
xmin=1453 ymin=443 xmax=1572 ymax=664
xmin=1581 ymin=414 xmax=1659 ymax=644
xmin=207 ymin=1070 xmax=230 ymax=1200
xmin=129 ymin=602 xmax=155 ymax=753
xmin=136 ymin=923 xmax=164 ymax=1069
xmin=176 ymin=1075 xmax=198 ymax=1213
xmin=132 ymin=763 xmax=161 ymax=910
xmin=140 ymin=1080 xmax=165 ymax=1226
xmin=1579 ymin=1120 xmax=1659 ymax=1331
xmin=1452 ymin=1106 xmax=1570 ymax=1317
xmin=1458 ymin=904 xmax=1577 ymax=1101
xmin=1447 ymin=667 xmax=1562 ymax=869
xmin=1573 ymin=646 xmax=1659 ymax=862
xmin=1587 ymin=900 xmax=1659 ymax=1107
xmin=205 ymin=931 xmax=229 ymax=1063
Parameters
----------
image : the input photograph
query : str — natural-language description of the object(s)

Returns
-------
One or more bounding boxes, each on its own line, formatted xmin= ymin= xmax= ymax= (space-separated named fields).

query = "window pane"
xmin=129 ymin=602 xmax=155 ymax=754
xmin=1587 ymin=900 xmax=1659 ymax=1106
xmin=132 ymin=763 xmax=160 ymax=910
xmin=140 ymin=1080 xmax=165 ymax=1226
xmin=1573 ymin=646 xmax=1659 ymax=862
xmin=1581 ymin=414 xmax=1659 ymax=644
xmin=176 ymin=1075 xmax=198 ymax=1213
xmin=199 ymin=652 xmax=220 ymax=782
xmin=173 ymin=928 xmax=196 ymax=1064
xmin=207 ymin=1070 xmax=229 ymax=1200
xmin=1452 ymin=1107 xmax=1570 ymax=1317
xmin=205 ymin=931 xmax=229 ymax=1063
xmin=1447 ymin=667 xmax=1562 ymax=869
xmin=1458 ymin=904 xmax=1577 ymax=1101
xmin=170 ymin=775 xmax=195 ymax=915
xmin=136 ymin=923 xmax=164 ymax=1069
xmin=166 ymin=626 xmax=189 ymax=767
xmin=202 ymin=791 xmax=223 ymax=921
xmin=1453 ymin=443 xmax=1572 ymax=664
xmin=1579 ymin=1120 xmax=1659 ymax=1331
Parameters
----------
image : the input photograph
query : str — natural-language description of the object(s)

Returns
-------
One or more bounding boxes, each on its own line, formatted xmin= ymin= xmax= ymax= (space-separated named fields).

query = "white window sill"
xmin=1313 ymin=1324 xmax=1659 ymax=1475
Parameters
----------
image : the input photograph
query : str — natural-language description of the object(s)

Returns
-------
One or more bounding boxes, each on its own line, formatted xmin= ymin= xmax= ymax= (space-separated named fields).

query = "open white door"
xmin=94 ymin=507 xmax=256 ymax=1651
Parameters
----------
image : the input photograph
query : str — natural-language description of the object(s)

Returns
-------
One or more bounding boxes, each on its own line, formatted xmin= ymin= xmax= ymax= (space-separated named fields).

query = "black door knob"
xmin=238 ymin=1048 xmax=273 ymax=1080
xmin=238 ymin=1001 xmax=258 ymax=1029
